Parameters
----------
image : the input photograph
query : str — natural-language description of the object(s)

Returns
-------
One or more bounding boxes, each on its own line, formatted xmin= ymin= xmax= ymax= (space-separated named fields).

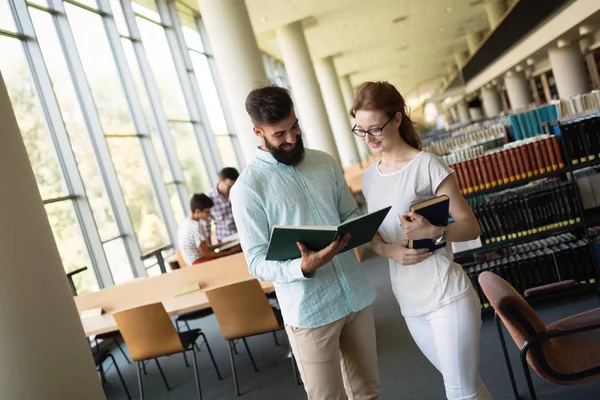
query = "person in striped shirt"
xmin=201 ymin=167 xmax=239 ymax=244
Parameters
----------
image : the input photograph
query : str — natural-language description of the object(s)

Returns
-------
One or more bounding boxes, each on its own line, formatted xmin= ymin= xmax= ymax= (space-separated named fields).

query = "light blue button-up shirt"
xmin=230 ymin=147 xmax=376 ymax=328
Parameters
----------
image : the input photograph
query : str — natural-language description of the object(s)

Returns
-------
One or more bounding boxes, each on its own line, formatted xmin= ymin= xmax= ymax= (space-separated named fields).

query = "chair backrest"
xmin=175 ymin=249 xmax=188 ymax=268
xmin=206 ymin=280 xmax=280 ymax=340
xmin=478 ymin=272 xmax=547 ymax=348
xmin=113 ymin=302 xmax=184 ymax=361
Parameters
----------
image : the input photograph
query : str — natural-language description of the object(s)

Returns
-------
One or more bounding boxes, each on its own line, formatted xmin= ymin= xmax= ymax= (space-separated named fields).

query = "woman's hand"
xmin=388 ymin=240 xmax=432 ymax=266
xmin=400 ymin=212 xmax=440 ymax=240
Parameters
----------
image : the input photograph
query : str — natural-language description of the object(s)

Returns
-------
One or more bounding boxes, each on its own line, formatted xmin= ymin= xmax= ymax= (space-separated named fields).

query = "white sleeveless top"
xmin=362 ymin=151 xmax=474 ymax=316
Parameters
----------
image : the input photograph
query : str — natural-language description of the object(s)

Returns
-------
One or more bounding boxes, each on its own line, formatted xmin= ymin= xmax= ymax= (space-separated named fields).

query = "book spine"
xmin=508 ymin=148 xmax=521 ymax=180
xmin=496 ymin=151 xmax=509 ymax=184
xmin=484 ymin=155 xmax=498 ymax=187
xmin=478 ymin=157 xmax=491 ymax=189
xmin=472 ymin=157 xmax=484 ymax=191
xmin=539 ymin=137 xmax=552 ymax=172
xmin=463 ymin=160 xmax=475 ymax=194
xmin=519 ymin=144 xmax=534 ymax=178
xmin=532 ymin=140 xmax=546 ymax=174
xmin=526 ymin=142 xmax=540 ymax=175
xmin=503 ymin=149 xmax=517 ymax=183
xmin=489 ymin=153 xmax=502 ymax=186
xmin=542 ymin=136 xmax=558 ymax=171
xmin=454 ymin=163 xmax=465 ymax=194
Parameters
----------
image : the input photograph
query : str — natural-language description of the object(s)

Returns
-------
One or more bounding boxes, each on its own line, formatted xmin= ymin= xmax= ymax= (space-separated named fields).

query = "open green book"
xmin=265 ymin=206 xmax=392 ymax=261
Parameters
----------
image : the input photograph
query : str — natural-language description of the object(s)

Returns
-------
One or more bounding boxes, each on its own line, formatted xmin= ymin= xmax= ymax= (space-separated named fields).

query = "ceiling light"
xmin=557 ymin=39 xmax=569 ymax=48
xmin=579 ymin=25 xmax=593 ymax=36
xmin=260 ymin=16 xmax=267 ymax=22
xmin=439 ymin=27 xmax=445 ymax=33
xmin=526 ymin=58 xmax=535 ymax=66
xmin=515 ymin=64 xmax=523 ymax=72
xmin=446 ymin=7 xmax=452 ymax=12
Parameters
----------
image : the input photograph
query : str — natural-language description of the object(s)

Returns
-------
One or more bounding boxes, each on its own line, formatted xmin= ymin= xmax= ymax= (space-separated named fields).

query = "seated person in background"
xmin=201 ymin=167 xmax=239 ymax=244
xmin=177 ymin=193 xmax=240 ymax=266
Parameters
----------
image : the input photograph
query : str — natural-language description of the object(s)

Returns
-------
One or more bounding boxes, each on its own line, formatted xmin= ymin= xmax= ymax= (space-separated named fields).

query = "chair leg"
xmin=232 ymin=339 xmax=239 ymax=355
xmin=177 ymin=322 xmax=191 ymax=368
xmin=113 ymin=338 xmax=131 ymax=364
xmin=200 ymin=331 xmax=223 ymax=380
xmin=290 ymin=351 xmax=300 ymax=386
xmin=496 ymin=313 xmax=520 ymax=400
xmin=272 ymin=331 xmax=279 ymax=346
xmin=190 ymin=348 xmax=203 ymax=400
xmin=155 ymin=358 xmax=171 ymax=391
xmin=520 ymin=348 xmax=537 ymax=400
xmin=228 ymin=341 xmax=240 ymax=396
xmin=242 ymin=338 xmax=259 ymax=372
xmin=108 ymin=354 xmax=131 ymax=400
xmin=142 ymin=360 xmax=148 ymax=375
xmin=136 ymin=362 xmax=144 ymax=400
xmin=185 ymin=321 xmax=192 ymax=331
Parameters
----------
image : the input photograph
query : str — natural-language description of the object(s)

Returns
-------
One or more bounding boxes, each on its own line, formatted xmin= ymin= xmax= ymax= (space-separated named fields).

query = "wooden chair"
xmin=113 ymin=303 xmax=206 ymax=400
xmin=478 ymin=271 xmax=600 ymax=400
xmin=206 ymin=279 xmax=299 ymax=396
xmin=175 ymin=249 xmax=188 ymax=268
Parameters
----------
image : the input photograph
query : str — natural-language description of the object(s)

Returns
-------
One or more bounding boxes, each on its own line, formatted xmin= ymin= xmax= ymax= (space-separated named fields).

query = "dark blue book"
xmin=408 ymin=195 xmax=450 ymax=251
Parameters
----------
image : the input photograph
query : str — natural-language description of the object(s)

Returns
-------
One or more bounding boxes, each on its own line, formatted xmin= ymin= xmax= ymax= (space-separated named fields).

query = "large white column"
xmin=504 ymin=70 xmax=533 ymax=110
xmin=485 ymin=0 xmax=507 ymax=28
xmin=0 ymin=73 xmax=104 ymax=399
xmin=197 ymin=0 xmax=268 ymax=166
xmin=466 ymin=31 xmax=482 ymax=54
xmin=315 ymin=57 xmax=360 ymax=167
xmin=481 ymin=85 xmax=503 ymax=117
xmin=548 ymin=42 xmax=591 ymax=99
xmin=457 ymin=101 xmax=470 ymax=123
xmin=276 ymin=21 xmax=341 ymax=166
xmin=339 ymin=75 xmax=370 ymax=161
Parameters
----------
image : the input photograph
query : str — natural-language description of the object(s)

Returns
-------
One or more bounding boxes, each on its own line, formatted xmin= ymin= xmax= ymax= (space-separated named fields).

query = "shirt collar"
xmin=255 ymin=147 xmax=279 ymax=165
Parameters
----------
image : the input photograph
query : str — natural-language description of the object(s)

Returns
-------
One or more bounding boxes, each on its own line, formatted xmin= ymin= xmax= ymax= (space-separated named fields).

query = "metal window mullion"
xmin=98 ymin=0 xmax=178 ymax=245
xmin=11 ymin=0 xmax=114 ymax=288
xmin=47 ymin=0 xmax=145 ymax=278
xmin=195 ymin=17 xmax=245 ymax=168
xmin=120 ymin=0 xmax=189 ymax=215
xmin=157 ymin=0 xmax=219 ymax=185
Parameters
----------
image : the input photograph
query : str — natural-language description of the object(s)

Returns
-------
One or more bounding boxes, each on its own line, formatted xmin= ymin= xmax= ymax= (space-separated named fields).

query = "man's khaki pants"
xmin=285 ymin=306 xmax=379 ymax=400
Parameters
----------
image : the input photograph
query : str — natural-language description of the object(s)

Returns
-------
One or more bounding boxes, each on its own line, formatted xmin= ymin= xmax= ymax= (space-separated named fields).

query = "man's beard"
xmin=265 ymin=134 xmax=305 ymax=166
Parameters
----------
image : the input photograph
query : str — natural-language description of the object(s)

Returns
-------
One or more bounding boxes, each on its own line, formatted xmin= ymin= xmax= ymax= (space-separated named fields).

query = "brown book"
xmin=454 ymin=163 xmax=465 ymax=193
xmin=488 ymin=153 xmax=501 ymax=186
xmin=502 ymin=150 xmax=516 ymax=182
xmin=508 ymin=148 xmax=522 ymax=180
xmin=542 ymin=136 xmax=558 ymax=170
xmin=526 ymin=142 xmax=540 ymax=175
xmin=538 ymin=138 xmax=552 ymax=172
xmin=461 ymin=161 xmax=474 ymax=193
xmin=532 ymin=140 xmax=546 ymax=174
xmin=549 ymin=135 xmax=565 ymax=169
xmin=483 ymin=155 xmax=497 ymax=187
xmin=513 ymin=146 xmax=527 ymax=179
xmin=518 ymin=144 xmax=534 ymax=177
xmin=477 ymin=157 xmax=491 ymax=189
xmin=495 ymin=151 xmax=509 ymax=184
xmin=472 ymin=158 xmax=484 ymax=191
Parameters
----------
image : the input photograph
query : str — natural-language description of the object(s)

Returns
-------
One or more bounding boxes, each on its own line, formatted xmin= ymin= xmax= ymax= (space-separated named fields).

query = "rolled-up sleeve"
xmin=230 ymin=181 xmax=309 ymax=283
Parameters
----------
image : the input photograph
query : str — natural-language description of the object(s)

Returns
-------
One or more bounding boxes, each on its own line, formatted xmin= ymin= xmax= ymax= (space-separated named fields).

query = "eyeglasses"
xmin=351 ymin=117 xmax=393 ymax=137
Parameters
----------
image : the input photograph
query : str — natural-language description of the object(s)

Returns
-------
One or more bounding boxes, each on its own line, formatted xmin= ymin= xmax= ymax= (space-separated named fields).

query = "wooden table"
xmin=75 ymin=253 xmax=274 ymax=336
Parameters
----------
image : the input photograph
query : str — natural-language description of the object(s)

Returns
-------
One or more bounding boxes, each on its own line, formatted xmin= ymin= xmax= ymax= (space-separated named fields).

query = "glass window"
xmin=25 ymin=0 xmax=48 ymax=9
xmin=215 ymin=135 xmax=239 ymax=170
xmin=169 ymin=122 xmax=210 ymax=193
xmin=30 ymin=8 xmax=120 ymax=241
xmin=0 ymin=0 xmax=16 ymax=32
xmin=166 ymin=183 xmax=185 ymax=221
xmin=103 ymin=237 xmax=134 ymax=284
xmin=176 ymin=8 xmax=204 ymax=53
xmin=106 ymin=137 xmax=169 ymax=252
xmin=131 ymin=0 xmax=161 ymax=23
xmin=65 ymin=4 xmax=136 ymax=135
xmin=109 ymin=0 xmax=129 ymax=36
xmin=45 ymin=201 xmax=99 ymax=294
xmin=189 ymin=52 xmax=228 ymax=135
xmin=136 ymin=16 xmax=190 ymax=120
xmin=0 ymin=36 xmax=69 ymax=200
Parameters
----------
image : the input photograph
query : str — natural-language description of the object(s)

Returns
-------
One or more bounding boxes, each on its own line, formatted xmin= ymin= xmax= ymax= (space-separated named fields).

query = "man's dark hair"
xmin=245 ymin=85 xmax=293 ymax=126
xmin=190 ymin=193 xmax=213 ymax=213
xmin=219 ymin=167 xmax=239 ymax=181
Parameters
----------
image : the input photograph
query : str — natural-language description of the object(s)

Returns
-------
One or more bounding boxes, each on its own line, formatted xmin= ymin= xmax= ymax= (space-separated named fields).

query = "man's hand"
xmin=388 ymin=240 xmax=432 ymax=266
xmin=297 ymin=234 xmax=351 ymax=276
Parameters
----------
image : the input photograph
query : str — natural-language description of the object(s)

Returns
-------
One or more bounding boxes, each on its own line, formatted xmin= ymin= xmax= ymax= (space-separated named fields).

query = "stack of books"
xmin=508 ymin=103 xmax=559 ymax=140
xmin=423 ymin=124 xmax=507 ymax=157
xmin=557 ymin=90 xmax=600 ymax=120
xmin=468 ymin=179 xmax=581 ymax=246
xmin=451 ymin=134 xmax=564 ymax=195
xmin=463 ymin=233 xmax=596 ymax=308
xmin=554 ymin=115 xmax=600 ymax=166
xmin=573 ymin=167 xmax=600 ymax=210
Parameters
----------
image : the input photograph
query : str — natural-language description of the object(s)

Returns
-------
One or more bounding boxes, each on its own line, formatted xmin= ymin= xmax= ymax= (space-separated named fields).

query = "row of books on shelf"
xmin=556 ymin=90 xmax=600 ymax=120
xmin=464 ymin=233 xmax=597 ymax=308
xmin=451 ymin=134 xmax=564 ymax=195
xmin=468 ymin=180 xmax=581 ymax=246
xmin=544 ymin=113 xmax=600 ymax=166
xmin=508 ymin=104 xmax=558 ymax=141
xmin=574 ymin=167 xmax=600 ymax=210
xmin=423 ymin=124 xmax=507 ymax=157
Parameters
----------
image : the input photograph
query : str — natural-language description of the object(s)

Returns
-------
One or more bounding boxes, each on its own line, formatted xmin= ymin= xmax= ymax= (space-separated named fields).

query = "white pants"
xmin=404 ymin=292 xmax=493 ymax=400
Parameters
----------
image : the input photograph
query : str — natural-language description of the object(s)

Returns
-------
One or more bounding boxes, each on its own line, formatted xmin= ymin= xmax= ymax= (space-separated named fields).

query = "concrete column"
xmin=548 ymin=42 xmax=591 ymax=99
xmin=454 ymin=51 xmax=466 ymax=70
xmin=457 ymin=101 xmax=470 ymax=124
xmin=466 ymin=31 xmax=482 ymax=54
xmin=504 ymin=70 xmax=533 ymax=110
xmin=485 ymin=0 xmax=507 ymax=28
xmin=315 ymin=57 xmax=360 ymax=167
xmin=339 ymin=75 xmax=370 ymax=161
xmin=276 ymin=21 xmax=341 ymax=165
xmin=0 ymin=73 xmax=104 ymax=399
xmin=481 ymin=85 xmax=503 ymax=117
xmin=197 ymin=0 xmax=268 ymax=166
xmin=469 ymin=106 xmax=484 ymax=120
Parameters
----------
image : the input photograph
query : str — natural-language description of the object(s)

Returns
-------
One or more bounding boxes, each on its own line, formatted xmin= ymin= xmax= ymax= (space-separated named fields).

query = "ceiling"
xmin=185 ymin=0 xmax=498 ymax=98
